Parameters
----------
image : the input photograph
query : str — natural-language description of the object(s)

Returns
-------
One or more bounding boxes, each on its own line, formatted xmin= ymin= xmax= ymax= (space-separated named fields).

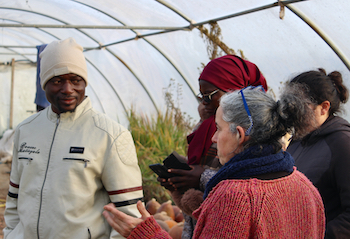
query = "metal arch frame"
xmin=0 ymin=18 xmax=106 ymax=114
xmin=1 ymin=0 xmax=349 ymax=86
xmin=102 ymin=0 xmax=350 ymax=76
xmin=68 ymin=1 xmax=163 ymax=116
xmin=191 ymin=0 xmax=307 ymax=26
xmin=84 ymin=58 xmax=116 ymax=114
xmin=0 ymin=53 xmax=35 ymax=56
xmin=154 ymin=0 xmax=195 ymax=24
xmin=0 ymin=6 xmax=156 ymax=115
xmin=0 ymin=19 xmax=58 ymax=42
xmin=2 ymin=1 xmax=309 ymax=99
xmin=0 ymin=19 xmax=38 ymax=63
xmin=70 ymin=0 xmax=198 ymax=99
xmin=0 ymin=18 xmax=53 ymax=63
xmin=1 ymin=46 xmax=34 ymax=63
xmin=0 ymin=0 xmax=307 ymax=31
xmin=0 ymin=23 xmax=187 ymax=30
xmin=285 ymin=4 xmax=350 ymax=71
xmin=150 ymin=0 xmax=198 ymax=95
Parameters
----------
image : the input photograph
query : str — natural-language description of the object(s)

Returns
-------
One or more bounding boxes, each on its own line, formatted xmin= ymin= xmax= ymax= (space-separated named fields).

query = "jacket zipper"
xmin=37 ymin=115 xmax=60 ymax=239
xmin=63 ymin=158 xmax=90 ymax=168
xmin=88 ymin=228 xmax=91 ymax=239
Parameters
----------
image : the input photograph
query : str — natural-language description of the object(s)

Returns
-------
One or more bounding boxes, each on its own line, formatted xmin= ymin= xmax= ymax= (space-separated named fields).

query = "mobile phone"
xmin=149 ymin=151 xmax=191 ymax=179
xmin=149 ymin=163 xmax=175 ymax=179
xmin=163 ymin=151 xmax=191 ymax=171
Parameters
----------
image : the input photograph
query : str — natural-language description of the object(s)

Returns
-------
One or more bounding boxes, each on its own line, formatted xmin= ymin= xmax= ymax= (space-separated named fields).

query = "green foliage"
xmin=128 ymin=80 xmax=195 ymax=203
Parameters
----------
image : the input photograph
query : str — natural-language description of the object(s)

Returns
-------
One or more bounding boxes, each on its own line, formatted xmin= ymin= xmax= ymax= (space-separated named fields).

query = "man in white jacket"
xmin=3 ymin=37 xmax=144 ymax=239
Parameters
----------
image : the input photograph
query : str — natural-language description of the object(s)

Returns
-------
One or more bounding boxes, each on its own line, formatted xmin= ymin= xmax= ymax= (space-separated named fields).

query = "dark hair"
xmin=220 ymin=86 xmax=316 ymax=152
xmin=290 ymin=69 xmax=349 ymax=115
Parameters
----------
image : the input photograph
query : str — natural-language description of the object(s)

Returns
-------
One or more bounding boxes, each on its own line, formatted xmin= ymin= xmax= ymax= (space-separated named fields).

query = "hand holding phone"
xmin=163 ymin=151 xmax=191 ymax=171
xmin=148 ymin=164 xmax=175 ymax=179
xmin=149 ymin=151 xmax=191 ymax=179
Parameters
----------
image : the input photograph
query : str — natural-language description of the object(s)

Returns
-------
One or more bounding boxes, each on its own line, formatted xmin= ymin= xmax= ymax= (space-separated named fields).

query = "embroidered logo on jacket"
xmin=19 ymin=143 xmax=40 ymax=154
xmin=70 ymin=147 xmax=85 ymax=154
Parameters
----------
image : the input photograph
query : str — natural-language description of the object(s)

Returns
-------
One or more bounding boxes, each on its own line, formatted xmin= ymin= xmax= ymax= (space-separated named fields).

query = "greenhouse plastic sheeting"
xmin=0 ymin=0 xmax=349 ymax=134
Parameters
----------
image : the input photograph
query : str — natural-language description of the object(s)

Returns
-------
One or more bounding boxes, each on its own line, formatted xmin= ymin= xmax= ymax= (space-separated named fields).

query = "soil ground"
xmin=0 ymin=162 xmax=11 ymax=239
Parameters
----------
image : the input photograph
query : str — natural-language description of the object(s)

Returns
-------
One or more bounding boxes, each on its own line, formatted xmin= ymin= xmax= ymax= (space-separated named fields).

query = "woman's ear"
xmin=320 ymin=100 xmax=331 ymax=115
xmin=236 ymin=126 xmax=246 ymax=145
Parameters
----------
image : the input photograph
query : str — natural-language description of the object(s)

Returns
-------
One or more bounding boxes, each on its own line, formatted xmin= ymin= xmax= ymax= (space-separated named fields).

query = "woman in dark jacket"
xmin=287 ymin=69 xmax=350 ymax=239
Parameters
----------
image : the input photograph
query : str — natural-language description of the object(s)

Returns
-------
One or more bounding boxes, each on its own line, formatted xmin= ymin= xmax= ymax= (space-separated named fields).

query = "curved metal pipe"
xmin=72 ymin=0 xmax=195 ymax=102
xmin=0 ymin=18 xmax=107 ymax=114
xmin=0 ymin=6 xmax=158 ymax=115
xmin=0 ymin=23 xmax=187 ymax=30
xmin=192 ymin=0 xmax=307 ymax=26
xmin=155 ymin=0 xmax=194 ymax=24
xmin=285 ymin=4 xmax=350 ymax=71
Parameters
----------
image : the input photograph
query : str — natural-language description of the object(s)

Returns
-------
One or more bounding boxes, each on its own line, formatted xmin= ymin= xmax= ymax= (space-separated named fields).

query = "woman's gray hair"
xmin=220 ymin=85 xmax=316 ymax=150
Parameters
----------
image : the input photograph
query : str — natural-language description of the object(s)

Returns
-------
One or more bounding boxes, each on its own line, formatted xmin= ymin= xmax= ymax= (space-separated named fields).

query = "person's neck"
xmin=316 ymin=113 xmax=329 ymax=127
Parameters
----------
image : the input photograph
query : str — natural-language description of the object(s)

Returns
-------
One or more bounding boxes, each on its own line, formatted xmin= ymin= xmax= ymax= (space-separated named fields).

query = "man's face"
xmin=45 ymin=73 xmax=86 ymax=114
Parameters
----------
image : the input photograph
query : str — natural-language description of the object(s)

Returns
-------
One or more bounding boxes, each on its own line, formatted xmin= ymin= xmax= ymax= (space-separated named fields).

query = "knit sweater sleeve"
xmin=128 ymin=216 xmax=171 ymax=239
xmin=192 ymin=181 xmax=251 ymax=238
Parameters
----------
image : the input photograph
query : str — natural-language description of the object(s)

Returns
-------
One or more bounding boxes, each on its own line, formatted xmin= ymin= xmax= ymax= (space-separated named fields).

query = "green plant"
xmin=128 ymin=81 xmax=195 ymax=203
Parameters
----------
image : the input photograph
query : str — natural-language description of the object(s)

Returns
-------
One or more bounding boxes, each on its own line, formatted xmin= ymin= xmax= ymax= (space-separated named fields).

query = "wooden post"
xmin=10 ymin=58 xmax=15 ymax=129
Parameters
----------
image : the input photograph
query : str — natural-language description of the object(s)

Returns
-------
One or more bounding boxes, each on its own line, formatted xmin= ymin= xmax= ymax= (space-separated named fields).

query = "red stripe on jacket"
xmin=10 ymin=181 xmax=19 ymax=188
xmin=108 ymin=186 xmax=143 ymax=195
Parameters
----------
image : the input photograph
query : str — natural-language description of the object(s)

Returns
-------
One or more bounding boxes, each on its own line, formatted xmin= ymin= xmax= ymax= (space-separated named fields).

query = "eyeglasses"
xmin=197 ymin=89 xmax=220 ymax=103
xmin=239 ymin=85 xmax=265 ymax=136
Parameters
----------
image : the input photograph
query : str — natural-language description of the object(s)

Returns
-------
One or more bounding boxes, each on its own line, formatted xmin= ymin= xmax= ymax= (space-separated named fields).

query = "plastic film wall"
xmin=0 ymin=0 xmax=349 ymax=134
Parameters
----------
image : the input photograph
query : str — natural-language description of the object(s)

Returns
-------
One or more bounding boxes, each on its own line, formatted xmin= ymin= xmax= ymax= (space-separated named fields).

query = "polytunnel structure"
xmin=0 ymin=0 xmax=350 ymax=134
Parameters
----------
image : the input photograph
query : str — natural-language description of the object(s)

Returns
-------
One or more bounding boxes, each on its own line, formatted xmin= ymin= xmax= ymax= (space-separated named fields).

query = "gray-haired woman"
xmin=103 ymin=87 xmax=325 ymax=238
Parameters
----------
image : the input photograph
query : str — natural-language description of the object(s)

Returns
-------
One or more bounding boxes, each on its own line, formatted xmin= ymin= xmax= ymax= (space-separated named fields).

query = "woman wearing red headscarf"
xmin=160 ymin=55 xmax=267 ymax=238
xmin=187 ymin=54 xmax=267 ymax=166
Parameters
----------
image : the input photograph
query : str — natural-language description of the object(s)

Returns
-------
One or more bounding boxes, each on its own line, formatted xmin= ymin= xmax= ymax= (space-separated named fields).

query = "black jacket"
xmin=288 ymin=115 xmax=350 ymax=239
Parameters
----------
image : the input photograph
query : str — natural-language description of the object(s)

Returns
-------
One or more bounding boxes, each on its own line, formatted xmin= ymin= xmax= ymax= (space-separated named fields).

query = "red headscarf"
xmin=199 ymin=55 xmax=267 ymax=92
xmin=187 ymin=55 xmax=267 ymax=165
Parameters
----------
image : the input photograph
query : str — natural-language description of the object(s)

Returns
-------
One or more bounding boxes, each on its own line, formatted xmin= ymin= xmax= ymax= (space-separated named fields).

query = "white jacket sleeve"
xmin=3 ymin=132 xmax=20 ymax=239
xmin=101 ymin=130 xmax=143 ymax=239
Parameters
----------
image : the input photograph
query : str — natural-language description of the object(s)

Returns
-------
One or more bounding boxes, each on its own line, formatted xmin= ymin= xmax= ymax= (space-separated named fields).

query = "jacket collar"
xmin=47 ymin=96 xmax=91 ymax=122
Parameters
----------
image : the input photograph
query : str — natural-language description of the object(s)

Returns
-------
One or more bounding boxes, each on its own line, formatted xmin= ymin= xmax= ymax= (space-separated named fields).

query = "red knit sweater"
xmin=129 ymin=169 xmax=325 ymax=238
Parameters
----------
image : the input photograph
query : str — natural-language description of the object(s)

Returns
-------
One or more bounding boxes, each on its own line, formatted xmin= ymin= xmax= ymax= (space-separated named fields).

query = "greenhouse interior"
xmin=1 ymin=1 xmax=350 ymax=237
xmin=0 ymin=0 xmax=350 ymax=135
